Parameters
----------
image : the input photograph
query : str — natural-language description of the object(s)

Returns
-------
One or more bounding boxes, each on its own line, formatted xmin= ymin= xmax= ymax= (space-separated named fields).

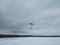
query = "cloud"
xmin=0 ymin=0 xmax=60 ymax=35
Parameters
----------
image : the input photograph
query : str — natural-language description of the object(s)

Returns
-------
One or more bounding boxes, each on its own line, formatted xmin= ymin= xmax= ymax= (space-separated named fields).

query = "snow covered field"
xmin=0 ymin=37 xmax=60 ymax=45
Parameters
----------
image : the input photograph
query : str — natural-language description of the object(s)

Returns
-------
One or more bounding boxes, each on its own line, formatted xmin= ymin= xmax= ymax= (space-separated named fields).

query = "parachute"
xmin=29 ymin=23 xmax=33 ymax=26
xmin=29 ymin=22 xmax=33 ymax=29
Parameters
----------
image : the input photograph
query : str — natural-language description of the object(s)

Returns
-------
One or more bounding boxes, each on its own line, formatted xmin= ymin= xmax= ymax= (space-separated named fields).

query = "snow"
xmin=0 ymin=37 xmax=60 ymax=45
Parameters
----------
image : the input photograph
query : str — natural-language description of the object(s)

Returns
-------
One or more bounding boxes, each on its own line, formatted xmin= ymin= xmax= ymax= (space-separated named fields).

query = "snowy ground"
xmin=0 ymin=37 xmax=60 ymax=45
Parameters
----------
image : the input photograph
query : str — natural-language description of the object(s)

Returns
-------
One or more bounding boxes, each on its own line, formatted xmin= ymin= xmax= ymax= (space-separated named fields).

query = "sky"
xmin=0 ymin=0 xmax=60 ymax=35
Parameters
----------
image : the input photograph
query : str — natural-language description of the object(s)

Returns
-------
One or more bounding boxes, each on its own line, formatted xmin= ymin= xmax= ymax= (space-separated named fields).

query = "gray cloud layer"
xmin=0 ymin=0 xmax=60 ymax=35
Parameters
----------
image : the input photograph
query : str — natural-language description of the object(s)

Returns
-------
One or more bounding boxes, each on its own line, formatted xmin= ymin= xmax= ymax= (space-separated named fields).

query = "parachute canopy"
xmin=29 ymin=23 xmax=33 ymax=26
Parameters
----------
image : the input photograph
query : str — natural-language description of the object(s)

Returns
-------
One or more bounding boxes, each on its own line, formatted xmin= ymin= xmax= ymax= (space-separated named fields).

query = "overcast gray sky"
xmin=0 ymin=0 xmax=60 ymax=35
